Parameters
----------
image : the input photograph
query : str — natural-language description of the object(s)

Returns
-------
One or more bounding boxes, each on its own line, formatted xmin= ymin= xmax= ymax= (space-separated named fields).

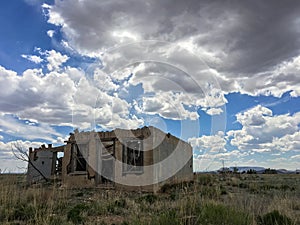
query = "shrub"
xmin=260 ymin=184 xmax=277 ymax=190
xmin=53 ymin=201 xmax=69 ymax=214
xmin=99 ymin=221 xmax=108 ymax=225
xmin=10 ymin=203 xmax=35 ymax=221
xmin=67 ymin=203 xmax=89 ymax=224
xmin=114 ymin=198 xmax=126 ymax=208
xmin=257 ymin=210 xmax=293 ymax=225
xmin=137 ymin=194 xmax=158 ymax=205
xmin=159 ymin=183 xmax=174 ymax=193
xmin=75 ymin=192 xmax=84 ymax=197
xmin=169 ymin=192 xmax=178 ymax=201
xmin=246 ymin=169 xmax=257 ymax=174
xmin=49 ymin=216 xmax=67 ymax=225
xmin=150 ymin=209 xmax=180 ymax=225
xmin=198 ymin=174 xmax=214 ymax=186
xmin=86 ymin=201 xmax=107 ymax=216
xmin=280 ymin=184 xmax=295 ymax=191
xmin=220 ymin=186 xmax=227 ymax=195
xmin=200 ymin=186 xmax=221 ymax=199
xmin=0 ymin=208 xmax=5 ymax=221
xmin=198 ymin=202 xmax=252 ymax=225
xmin=106 ymin=203 xmax=115 ymax=214
xmin=160 ymin=181 xmax=194 ymax=193
xmin=106 ymin=198 xmax=127 ymax=214
xmin=239 ymin=183 xmax=249 ymax=189
xmin=264 ymin=168 xmax=277 ymax=174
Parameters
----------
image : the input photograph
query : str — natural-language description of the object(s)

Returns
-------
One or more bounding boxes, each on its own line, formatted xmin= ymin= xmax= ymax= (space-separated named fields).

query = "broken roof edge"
xmin=68 ymin=126 xmax=151 ymax=142
xmin=29 ymin=144 xmax=64 ymax=153
xmin=29 ymin=126 xmax=190 ymax=151
xmin=70 ymin=126 xmax=187 ymax=143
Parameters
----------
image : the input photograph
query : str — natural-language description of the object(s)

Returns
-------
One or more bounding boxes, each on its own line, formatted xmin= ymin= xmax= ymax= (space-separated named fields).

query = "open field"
xmin=0 ymin=173 xmax=299 ymax=225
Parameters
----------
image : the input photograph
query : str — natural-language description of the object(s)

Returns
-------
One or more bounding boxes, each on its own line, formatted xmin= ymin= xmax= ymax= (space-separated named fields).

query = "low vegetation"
xmin=0 ymin=173 xmax=299 ymax=224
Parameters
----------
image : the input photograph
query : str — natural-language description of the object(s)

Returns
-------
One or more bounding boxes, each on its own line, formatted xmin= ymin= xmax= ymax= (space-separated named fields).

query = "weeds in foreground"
xmin=257 ymin=210 xmax=293 ymax=225
xmin=0 ymin=174 xmax=299 ymax=225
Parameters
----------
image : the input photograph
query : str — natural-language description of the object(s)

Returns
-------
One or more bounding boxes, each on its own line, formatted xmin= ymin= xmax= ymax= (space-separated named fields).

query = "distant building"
xmin=27 ymin=126 xmax=193 ymax=192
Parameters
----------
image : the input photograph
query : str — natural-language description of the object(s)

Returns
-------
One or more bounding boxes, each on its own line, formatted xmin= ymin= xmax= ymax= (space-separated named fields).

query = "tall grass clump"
xmin=257 ymin=210 xmax=293 ymax=225
xmin=198 ymin=202 xmax=252 ymax=225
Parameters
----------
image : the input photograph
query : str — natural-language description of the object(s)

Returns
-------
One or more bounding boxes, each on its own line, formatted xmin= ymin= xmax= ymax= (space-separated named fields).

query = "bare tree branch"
xmin=12 ymin=143 xmax=28 ymax=162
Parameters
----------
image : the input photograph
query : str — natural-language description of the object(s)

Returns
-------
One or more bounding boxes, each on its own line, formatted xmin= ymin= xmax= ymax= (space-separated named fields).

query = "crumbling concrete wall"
xmin=27 ymin=144 xmax=64 ymax=184
xmin=61 ymin=131 xmax=95 ymax=188
xmin=27 ymin=146 xmax=54 ymax=184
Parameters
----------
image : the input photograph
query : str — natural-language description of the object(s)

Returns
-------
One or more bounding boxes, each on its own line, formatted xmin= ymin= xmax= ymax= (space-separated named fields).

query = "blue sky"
xmin=0 ymin=0 xmax=300 ymax=172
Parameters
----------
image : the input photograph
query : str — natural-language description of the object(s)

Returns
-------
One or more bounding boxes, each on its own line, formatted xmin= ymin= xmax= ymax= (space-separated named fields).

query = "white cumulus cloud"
xmin=21 ymin=54 xmax=43 ymax=64
xmin=189 ymin=131 xmax=226 ymax=153
xmin=47 ymin=30 xmax=55 ymax=38
xmin=45 ymin=50 xmax=69 ymax=71
xmin=227 ymin=105 xmax=300 ymax=153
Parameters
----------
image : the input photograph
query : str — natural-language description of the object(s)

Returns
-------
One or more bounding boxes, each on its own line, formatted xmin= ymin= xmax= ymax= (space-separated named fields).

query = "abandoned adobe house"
xmin=27 ymin=126 xmax=193 ymax=192
xmin=27 ymin=144 xmax=64 ymax=184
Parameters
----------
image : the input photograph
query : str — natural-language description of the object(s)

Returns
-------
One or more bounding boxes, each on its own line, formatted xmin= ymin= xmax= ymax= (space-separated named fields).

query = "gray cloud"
xmin=47 ymin=0 xmax=300 ymax=74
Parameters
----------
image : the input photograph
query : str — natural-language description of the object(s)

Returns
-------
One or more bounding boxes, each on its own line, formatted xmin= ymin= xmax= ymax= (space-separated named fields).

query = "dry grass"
xmin=0 ymin=173 xmax=299 ymax=225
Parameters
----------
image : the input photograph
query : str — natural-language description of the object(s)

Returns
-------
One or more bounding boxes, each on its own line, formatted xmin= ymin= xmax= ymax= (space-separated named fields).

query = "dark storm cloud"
xmin=48 ymin=0 xmax=300 ymax=75
xmin=212 ymin=0 xmax=300 ymax=74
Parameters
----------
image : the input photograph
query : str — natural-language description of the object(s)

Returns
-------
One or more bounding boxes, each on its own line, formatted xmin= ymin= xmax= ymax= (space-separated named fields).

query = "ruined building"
xmin=27 ymin=126 xmax=193 ymax=192
xmin=27 ymin=144 xmax=64 ymax=184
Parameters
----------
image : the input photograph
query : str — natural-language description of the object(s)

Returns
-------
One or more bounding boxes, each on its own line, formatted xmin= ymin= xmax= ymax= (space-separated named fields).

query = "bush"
xmin=67 ymin=203 xmax=89 ymax=224
xmin=169 ymin=192 xmax=178 ymax=201
xmin=137 ymin=194 xmax=158 ymax=205
xmin=280 ymin=184 xmax=295 ymax=191
xmin=257 ymin=210 xmax=293 ymax=225
xmin=220 ymin=186 xmax=227 ymax=195
xmin=106 ymin=198 xmax=127 ymax=215
xmin=264 ymin=168 xmax=277 ymax=174
xmin=159 ymin=183 xmax=174 ymax=193
xmin=160 ymin=181 xmax=194 ymax=193
xmin=198 ymin=202 xmax=252 ymax=225
xmin=121 ymin=221 xmax=129 ymax=225
xmin=150 ymin=209 xmax=180 ymax=225
xmin=49 ymin=216 xmax=67 ymax=225
xmin=246 ymin=169 xmax=257 ymax=174
xmin=239 ymin=183 xmax=249 ymax=189
xmin=10 ymin=203 xmax=35 ymax=221
xmin=114 ymin=198 xmax=126 ymax=208
xmin=260 ymin=184 xmax=277 ymax=190
xmin=198 ymin=174 xmax=214 ymax=186
xmin=200 ymin=186 xmax=221 ymax=199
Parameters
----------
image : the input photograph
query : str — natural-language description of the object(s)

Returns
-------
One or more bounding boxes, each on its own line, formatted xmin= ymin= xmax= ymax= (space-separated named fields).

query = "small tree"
xmin=233 ymin=167 xmax=239 ymax=174
xmin=246 ymin=169 xmax=257 ymax=174
xmin=263 ymin=168 xmax=277 ymax=174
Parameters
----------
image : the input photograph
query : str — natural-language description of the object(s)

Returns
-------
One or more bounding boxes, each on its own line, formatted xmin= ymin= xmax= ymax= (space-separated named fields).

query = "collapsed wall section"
xmin=27 ymin=144 xmax=63 ymax=184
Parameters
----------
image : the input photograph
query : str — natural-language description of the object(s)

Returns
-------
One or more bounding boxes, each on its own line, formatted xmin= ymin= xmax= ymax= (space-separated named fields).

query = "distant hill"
xmin=276 ymin=169 xmax=299 ymax=174
xmin=217 ymin=166 xmax=265 ymax=173
xmin=214 ymin=166 xmax=299 ymax=174
xmin=232 ymin=166 xmax=265 ymax=173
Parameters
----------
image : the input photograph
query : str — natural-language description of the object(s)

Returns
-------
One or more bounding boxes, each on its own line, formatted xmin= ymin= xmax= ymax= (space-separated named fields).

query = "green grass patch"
xmin=198 ymin=202 xmax=252 ymax=225
xmin=257 ymin=210 xmax=293 ymax=225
